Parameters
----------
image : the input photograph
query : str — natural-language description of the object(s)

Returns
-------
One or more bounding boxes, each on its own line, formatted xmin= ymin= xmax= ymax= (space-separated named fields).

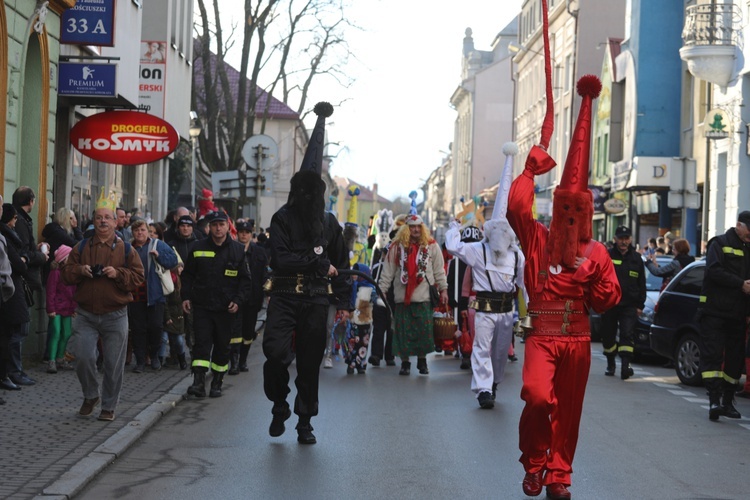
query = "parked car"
xmin=590 ymin=255 xmax=672 ymax=358
xmin=649 ymin=259 xmax=705 ymax=386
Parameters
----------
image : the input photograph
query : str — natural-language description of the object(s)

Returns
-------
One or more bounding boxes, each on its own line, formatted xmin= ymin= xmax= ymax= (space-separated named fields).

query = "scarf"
xmin=403 ymin=243 xmax=420 ymax=305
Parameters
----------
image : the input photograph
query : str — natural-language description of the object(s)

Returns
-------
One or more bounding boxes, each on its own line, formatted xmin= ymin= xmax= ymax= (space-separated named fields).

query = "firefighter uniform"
xmin=181 ymin=219 xmax=251 ymax=398
xmin=601 ymin=232 xmax=646 ymax=379
xmin=698 ymin=225 xmax=750 ymax=420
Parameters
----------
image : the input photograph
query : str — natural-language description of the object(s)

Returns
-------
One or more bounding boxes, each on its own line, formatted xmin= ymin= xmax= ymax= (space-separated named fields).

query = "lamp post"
xmin=188 ymin=111 xmax=202 ymax=208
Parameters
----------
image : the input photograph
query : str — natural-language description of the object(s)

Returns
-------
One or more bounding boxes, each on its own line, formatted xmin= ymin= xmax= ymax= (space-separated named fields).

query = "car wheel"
xmin=674 ymin=332 xmax=701 ymax=386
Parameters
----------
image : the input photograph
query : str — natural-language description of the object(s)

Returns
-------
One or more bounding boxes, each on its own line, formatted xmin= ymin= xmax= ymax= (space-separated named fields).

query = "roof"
xmin=193 ymin=41 xmax=299 ymax=121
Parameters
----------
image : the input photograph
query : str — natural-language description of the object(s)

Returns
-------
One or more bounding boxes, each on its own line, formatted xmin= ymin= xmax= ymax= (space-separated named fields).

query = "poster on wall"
xmin=61 ymin=0 xmax=116 ymax=46
xmin=139 ymin=41 xmax=167 ymax=118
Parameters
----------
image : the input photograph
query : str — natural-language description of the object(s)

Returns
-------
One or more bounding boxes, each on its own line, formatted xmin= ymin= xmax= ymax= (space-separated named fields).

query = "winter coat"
xmin=133 ymin=238 xmax=179 ymax=307
xmin=378 ymin=240 xmax=447 ymax=305
xmin=0 ymin=222 xmax=30 ymax=324
xmin=13 ymin=206 xmax=46 ymax=291
xmin=45 ymin=267 xmax=77 ymax=317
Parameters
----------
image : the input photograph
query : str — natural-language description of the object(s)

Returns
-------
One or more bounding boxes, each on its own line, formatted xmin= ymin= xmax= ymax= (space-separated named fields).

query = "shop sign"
xmin=61 ymin=0 xmax=116 ymax=46
xmin=603 ymin=198 xmax=628 ymax=214
xmin=58 ymin=62 xmax=117 ymax=98
xmin=139 ymin=41 xmax=167 ymax=117
xmin=70 ymin=111 xmax=179 ymax=165
xmin=704 ymin=108 xmax=731 ymax=140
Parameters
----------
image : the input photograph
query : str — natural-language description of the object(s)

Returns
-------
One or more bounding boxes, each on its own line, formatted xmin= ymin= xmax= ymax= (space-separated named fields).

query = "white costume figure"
xmin=445 ymin=143 xmax=527 ymax=409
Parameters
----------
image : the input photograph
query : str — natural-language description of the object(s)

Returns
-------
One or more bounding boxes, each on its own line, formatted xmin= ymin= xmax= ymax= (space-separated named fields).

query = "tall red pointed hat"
xmin=557 ymin=75 xmax=602 ymax=192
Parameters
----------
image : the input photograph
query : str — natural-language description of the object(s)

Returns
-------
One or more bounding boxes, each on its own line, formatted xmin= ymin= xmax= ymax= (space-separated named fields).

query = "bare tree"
xmin=192 ymin=0 xmax=357 ymax=175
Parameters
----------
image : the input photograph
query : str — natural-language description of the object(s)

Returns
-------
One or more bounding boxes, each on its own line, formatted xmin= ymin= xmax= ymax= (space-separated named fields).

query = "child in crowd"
xmin=162 ymin=262 xmax=187 ymax=369
xmin=344 ymin=263 xmax=378 ymax=374
xmin=45 ymin=244 xmax=77 ymax=373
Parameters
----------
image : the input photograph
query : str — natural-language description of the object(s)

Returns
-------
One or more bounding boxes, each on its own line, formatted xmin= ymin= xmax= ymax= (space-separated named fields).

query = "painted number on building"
xmin=61 ymin=0 xmax=115 ymax=46
xmin=70 ymin=111 xmax=179 ymax=165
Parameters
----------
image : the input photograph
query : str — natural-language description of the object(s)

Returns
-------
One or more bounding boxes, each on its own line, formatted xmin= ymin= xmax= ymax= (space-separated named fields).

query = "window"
xmin=672 ymin=266 xmax=705 ymax=296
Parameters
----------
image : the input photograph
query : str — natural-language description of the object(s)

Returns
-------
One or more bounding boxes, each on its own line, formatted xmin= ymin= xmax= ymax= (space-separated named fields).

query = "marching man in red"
xmin=507 ymin=72 xmax=621 ymax=498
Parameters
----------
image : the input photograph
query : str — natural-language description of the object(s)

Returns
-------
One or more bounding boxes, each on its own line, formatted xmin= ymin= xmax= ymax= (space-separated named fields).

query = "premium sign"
xmin=61 ymin=0 xmax=116 ymax=46
xmin=70 ymin=111 xmax=179 ymax=165
xmin=58 ymin=62 xmax=117 ymax=97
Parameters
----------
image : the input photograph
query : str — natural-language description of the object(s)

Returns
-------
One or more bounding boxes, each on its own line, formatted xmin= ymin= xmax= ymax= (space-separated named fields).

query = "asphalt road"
xmin=79 ymin=342 xmax=750 ymax=499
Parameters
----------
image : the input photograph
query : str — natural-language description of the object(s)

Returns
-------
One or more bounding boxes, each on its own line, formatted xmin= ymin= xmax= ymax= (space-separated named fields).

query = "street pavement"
xmin=4 ymin=324 xmax=750 ymax=499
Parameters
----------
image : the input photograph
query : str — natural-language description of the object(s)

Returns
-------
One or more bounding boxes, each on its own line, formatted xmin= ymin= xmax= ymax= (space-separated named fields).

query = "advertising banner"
xmin=139 ymin=41 xmax=167 ymax=117
xmin=70 ymin=111 xmax=179 ymax=165
xmin=58 ymin=62 xmax=117 ymax=98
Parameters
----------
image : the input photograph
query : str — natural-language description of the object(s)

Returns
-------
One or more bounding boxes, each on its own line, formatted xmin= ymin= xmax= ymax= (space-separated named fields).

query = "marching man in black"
xmin=263 ymin=102 xmax=352 ymax=444
xmin=182 ymin=211 xmax=251 ymax=398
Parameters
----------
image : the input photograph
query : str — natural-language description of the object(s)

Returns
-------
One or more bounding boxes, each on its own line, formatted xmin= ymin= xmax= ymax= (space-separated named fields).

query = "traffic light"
xmin=258 ymin=174 xmax=266 ymax=191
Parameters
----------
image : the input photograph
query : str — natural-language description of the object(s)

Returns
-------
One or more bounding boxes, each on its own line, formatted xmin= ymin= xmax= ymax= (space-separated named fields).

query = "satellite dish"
xmin=242 ymin=134 xmax=279 ymax=170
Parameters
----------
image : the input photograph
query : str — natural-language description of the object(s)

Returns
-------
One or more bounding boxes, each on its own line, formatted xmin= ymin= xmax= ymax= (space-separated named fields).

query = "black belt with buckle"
xmin=265 ymin=274 xmax=331 ymax=296
xmin=469 ymin=291 xmax=515 ymax=313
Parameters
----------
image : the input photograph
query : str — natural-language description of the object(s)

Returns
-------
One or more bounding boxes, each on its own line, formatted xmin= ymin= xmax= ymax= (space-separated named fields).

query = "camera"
xmin=91 ymin=264 xmax=104 ymax=278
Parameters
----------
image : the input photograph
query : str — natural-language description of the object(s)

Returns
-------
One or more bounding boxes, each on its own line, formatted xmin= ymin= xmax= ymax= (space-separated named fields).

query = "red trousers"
xmin=519 ymin=336 xmax=590 ymax=486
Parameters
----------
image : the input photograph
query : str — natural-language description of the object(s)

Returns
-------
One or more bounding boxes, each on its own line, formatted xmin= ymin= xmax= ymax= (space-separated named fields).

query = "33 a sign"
xmin=61 ymin=0 xmax=115 ymax=46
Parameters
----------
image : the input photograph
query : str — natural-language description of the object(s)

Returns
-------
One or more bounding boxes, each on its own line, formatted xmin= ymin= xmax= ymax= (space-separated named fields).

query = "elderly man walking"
xmin=62 ymin=189 xmax=144 ymax=421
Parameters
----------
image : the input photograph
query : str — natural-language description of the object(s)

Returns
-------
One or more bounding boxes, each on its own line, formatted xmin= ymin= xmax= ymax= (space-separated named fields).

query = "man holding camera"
xmin=62 ymin=193 xmax=144 ymax=421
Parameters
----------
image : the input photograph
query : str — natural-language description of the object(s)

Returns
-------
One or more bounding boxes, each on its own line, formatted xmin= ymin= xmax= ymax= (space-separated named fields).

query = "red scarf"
xmin=404 ymin=243 xmax=419 ymax=305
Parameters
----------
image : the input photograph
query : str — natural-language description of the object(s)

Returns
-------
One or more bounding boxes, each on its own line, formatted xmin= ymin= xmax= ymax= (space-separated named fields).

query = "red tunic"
xmin=508 ymin=168 xmax=621 ymax=487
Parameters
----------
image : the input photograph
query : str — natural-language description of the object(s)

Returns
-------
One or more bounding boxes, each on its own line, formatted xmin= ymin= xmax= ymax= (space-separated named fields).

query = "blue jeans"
xmin=7 ymin=322 xmax=30 ymax=375
xmin=159 ymin=331 xmax=185 ymax=359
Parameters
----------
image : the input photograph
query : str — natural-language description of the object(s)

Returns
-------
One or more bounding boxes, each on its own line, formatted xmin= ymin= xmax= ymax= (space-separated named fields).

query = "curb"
xmin=33 ymin=373 xmax=192 ymax=499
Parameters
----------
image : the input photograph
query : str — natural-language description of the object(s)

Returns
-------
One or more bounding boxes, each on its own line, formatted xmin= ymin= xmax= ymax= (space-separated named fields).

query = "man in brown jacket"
xmin=62 ymin=197 xmax=144 ymax=422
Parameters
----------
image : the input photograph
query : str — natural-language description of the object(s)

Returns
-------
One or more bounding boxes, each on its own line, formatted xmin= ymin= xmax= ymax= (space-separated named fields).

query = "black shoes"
xmin=368 ymin=355 xmax=381 ymax=367
xmin=0 ymin=377 xmax=21 ymax=391
xmin=417 ymin=358 xmax=429 ymax=375
xmin=478 ymin=391 xmax=494 ymax=409
xmin=709 ymin=403 xmax=723 ymax=421
xmin=187 ymin=370 xmax=206 ymax=398
xmin=228 ymin=352 xmax=240 ymax=375
xmin=346 ymin=366 xmax=355 ymax=375
xmin=722 ymin=401 xmax=742 ymax=419
xmin=10 ymin=372 xmax=35 ymax=386
xmin=296 ymin=423 xmax=316 ymax=444
xmin=620 ymin=363 xmax=634 ymax=380
xmin=269 ymin=407 xmax=292 ymax=437
xmin=399 ymin=361 xmax=411 ymax=375
xmin=177 ymin=354 xmax=188 ymax=370
xmin=508 ymin=354 xmax=518 ymax=362
xmin=209 ymin=372 xmax=224 ymax=398
xmin=605 ymin=355 xmax=616 ymax=376
xmin=491 ymin=382 xmax=498 ymax=401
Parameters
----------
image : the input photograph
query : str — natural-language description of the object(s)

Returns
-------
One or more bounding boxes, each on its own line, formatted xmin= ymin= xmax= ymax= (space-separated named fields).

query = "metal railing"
xmin=682 ymin=2 xmax=740 ymax=46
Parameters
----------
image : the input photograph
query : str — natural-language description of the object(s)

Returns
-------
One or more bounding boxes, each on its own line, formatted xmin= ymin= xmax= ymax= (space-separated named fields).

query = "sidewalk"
xmin=1 ymin=309 xmax=266 ymax=500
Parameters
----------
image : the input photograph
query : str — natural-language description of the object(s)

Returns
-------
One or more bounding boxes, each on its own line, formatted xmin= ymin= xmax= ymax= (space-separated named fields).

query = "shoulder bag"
xmin=150 ymin=240 xmax=174 ymax=295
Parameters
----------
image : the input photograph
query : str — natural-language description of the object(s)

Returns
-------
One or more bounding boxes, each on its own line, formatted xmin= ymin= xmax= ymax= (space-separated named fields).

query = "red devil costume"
xmin=506 ymin=3 xmax=621 ymax=497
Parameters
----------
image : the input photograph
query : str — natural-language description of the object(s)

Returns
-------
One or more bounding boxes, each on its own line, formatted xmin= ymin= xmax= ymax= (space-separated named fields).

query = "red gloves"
xmin=524 ymin=145 xmax=557 ymax=176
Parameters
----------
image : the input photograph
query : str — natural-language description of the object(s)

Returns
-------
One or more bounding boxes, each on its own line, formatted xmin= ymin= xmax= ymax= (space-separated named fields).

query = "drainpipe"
xmin=702 ymin=84 xmax=712 ymax=254
xmin=567 ymin=0 xmax=579 ymax=135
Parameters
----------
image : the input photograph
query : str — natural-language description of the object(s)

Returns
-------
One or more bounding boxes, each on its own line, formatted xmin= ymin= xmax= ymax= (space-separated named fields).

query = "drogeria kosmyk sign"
xmin=70 ymin=111 xmax=179 ymax=165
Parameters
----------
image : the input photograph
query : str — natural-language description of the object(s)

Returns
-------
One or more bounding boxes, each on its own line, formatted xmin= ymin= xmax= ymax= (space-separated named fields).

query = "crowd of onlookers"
xmin=0 ymin=186 xmax=271 ymax=406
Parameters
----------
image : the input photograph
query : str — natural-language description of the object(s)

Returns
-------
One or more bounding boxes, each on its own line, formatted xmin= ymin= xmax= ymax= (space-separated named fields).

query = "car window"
xmin=672 ymin=266 xmax=705 ymax=296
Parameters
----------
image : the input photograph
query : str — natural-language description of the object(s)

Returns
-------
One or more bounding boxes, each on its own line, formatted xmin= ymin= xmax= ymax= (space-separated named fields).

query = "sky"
xmin=216 ymin=0 xmax=523 ymax=202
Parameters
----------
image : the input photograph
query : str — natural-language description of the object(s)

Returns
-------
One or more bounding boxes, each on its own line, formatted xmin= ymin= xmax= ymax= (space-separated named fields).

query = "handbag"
xmin=150 ymin=240 xmax=174 ymax=295
xmin=20 ymin=276 xmax=34 ymax=307
xmin=429 ymin=283 xmax=440 ymax=308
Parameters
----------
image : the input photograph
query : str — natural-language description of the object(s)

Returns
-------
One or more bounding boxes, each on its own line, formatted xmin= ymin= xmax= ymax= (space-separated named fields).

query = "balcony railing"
xmin=682 ymin=2 xmax=740 ymax=46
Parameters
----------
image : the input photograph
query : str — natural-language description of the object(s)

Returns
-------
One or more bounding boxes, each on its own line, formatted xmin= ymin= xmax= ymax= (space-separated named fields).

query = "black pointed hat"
xmin=299 ymin=102 xmax=334 ymax=175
